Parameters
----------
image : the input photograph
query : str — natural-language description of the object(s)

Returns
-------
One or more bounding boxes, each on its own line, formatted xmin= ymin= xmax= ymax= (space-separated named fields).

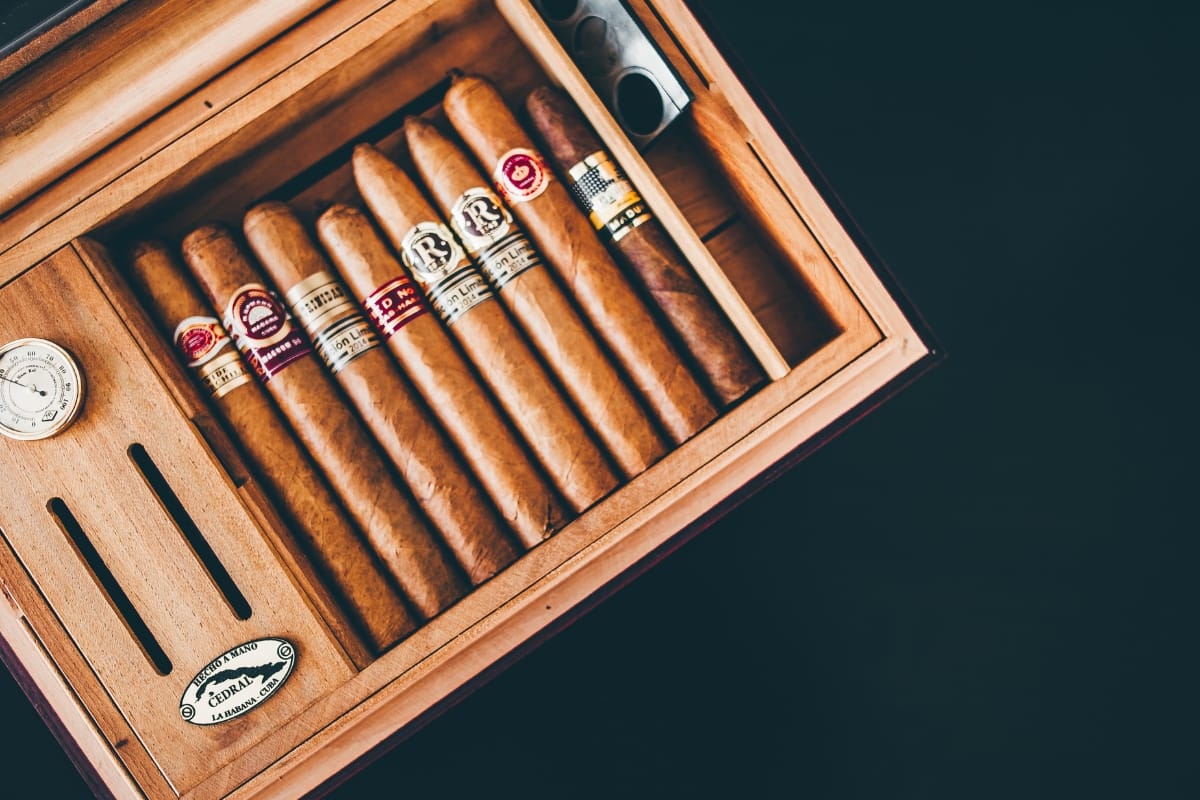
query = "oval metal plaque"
xmin=179 ymin=638 xmax=296 ymax=725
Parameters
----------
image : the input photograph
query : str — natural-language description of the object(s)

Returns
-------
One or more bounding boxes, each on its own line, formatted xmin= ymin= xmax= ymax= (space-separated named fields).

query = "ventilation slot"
xmin=128 ymin=444 xmax=252 ymax=621
xmin=47 ymin=498 xmax=173 ymax=676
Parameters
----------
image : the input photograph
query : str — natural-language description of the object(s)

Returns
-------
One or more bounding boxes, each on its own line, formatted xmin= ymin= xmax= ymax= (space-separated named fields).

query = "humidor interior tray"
xmin=0 ymin=0 xmax=935 ymax=797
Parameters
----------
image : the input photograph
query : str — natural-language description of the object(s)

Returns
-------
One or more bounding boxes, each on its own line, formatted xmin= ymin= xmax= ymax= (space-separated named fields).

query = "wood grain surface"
xmin=0 ymin=246 xmax=355 ymax=793
xmin=0 ymin=0 xmax=332 ymax=215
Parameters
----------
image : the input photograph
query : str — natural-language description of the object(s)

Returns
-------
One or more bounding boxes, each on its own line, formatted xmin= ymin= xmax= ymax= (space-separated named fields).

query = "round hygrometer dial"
xmin=0 ymin=338 xmax=86 ymax=441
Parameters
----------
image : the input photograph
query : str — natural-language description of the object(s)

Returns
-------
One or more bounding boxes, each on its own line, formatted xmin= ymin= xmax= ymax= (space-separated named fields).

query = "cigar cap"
xmin=128 ymin=239 xmax=170 ymax=261
xmin=318 ymin=202 xmax=361 ymax=223
xmin=403 ymin=116 xmax=444 ymax=153
xmin=443 ymin=73 xmax=494 ymax=106
xmin=182 ymin=222 xmax=235 ymax=251
xmin=524 ymin=84 xmax=560 ymax=110
xmin=353 ymin=142 xmax=388 ymax=179
xmin=352 ymin=141 xmax=384 ymax=165
xmin=244 ymin=200 xmax=298 ymax=229
xmin=316 ymin=202 xmax=386 ymax=249
xmin=352 ymin=142 xmax=403 ymax=189
xmin=352 ymin=143 xmax=431 ymax=242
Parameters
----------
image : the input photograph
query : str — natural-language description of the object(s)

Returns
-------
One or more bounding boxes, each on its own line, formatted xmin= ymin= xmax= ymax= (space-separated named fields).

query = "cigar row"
xmin=122 ymin=77 xmax=764 ymax=663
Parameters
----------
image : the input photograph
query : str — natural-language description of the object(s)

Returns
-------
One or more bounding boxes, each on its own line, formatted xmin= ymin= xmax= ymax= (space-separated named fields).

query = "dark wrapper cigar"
xmin=405 ymin=117 xmax=668 ymax=479
xmin=127 ymin=241 xmax=408 ymax=661
xmin=317 ymin=203 xmax=570 ymax=547
xmin=351 ymin=143 xmax=620 ymax=513
xmin=243 ymin=202 xmax=519 ymax=584
xmin=443 ymin=75 xmax=718 ymax=443
xmin=525 ymin=85 xmax=765 ymax=407
xmin=181 ymin=224 xmax=466 ymax=621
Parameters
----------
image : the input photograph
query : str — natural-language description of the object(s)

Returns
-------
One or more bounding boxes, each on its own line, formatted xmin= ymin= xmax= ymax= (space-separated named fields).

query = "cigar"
xmin=350 ymin=143 xmax=621 ymax=512
xmin=525 ymin=86 xmax=766 ymax=407
xmin=317 ymin=204 xmax=570 ymax=547
xmin=242 ymin=202 xmax=520 ymax=584
xmin=443 ymin=75 xmax=718 ymax=443
xmin=126 ymin=241 xmax=414 ymax=658
xmin=181 ymin=224 xmax=467 ymax=620
xmin=405 ymin=117 xmax=668 ymax=479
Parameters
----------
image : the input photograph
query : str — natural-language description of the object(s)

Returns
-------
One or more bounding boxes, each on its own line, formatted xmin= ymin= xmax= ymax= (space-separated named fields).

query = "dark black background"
xmin=1 ymin=0 xmax=1196 ymax=797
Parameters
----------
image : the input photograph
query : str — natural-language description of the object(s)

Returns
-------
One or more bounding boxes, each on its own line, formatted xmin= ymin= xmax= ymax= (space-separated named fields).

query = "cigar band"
xmin=173 ymin=316 xmax=251 ymax=399
xmin=400 ymin=221 xmax=493 ymax=325
xmin=284 ymin=271 xmax=379 ymax=374
xmin=493 ymin=148 xmax=550 ymax=205
xmin=174 ymin=316 xmax=232 ymax=368
xmin=567 ymin=151 xmax=653 ymax=242
xmin=450 ymin=187 xmax=541 ymax=290
xmin=362 ymin=275 xmax=430 ymax=339
xmin=197 ymin=351 xmax=252 ymax=399
xmin=223 ymin=284 xmax=313 ymax=383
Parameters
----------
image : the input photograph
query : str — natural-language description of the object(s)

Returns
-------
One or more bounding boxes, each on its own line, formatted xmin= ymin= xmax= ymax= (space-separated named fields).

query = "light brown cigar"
xmin=525 ymin=86 xmax=766 ymax=407
xmin=405 ymin=117 xmax=668 ymax=479
xmin=351 ymin=144 xmax=621 ymax=512
xmin=127 ymin=240 xmax=408 ymax=660
xmin=317 ymin=204 xmax=570 ymax=546
xmin=443 ymin=75 xmax=718 ymax=443
xmin=181 ymin=224 xmax=466 ymax=620
xmin=243 ymin=202 xmax=519 ymax=584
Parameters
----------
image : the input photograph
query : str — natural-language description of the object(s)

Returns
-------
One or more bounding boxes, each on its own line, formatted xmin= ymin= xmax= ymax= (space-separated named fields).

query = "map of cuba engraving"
xmin=180 ymin=638 xmax=297 ymax=725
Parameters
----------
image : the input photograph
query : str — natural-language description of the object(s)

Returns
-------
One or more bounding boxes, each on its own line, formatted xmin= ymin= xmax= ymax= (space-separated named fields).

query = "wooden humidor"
xmin=0 ymin=0 xmax=937 ymax=797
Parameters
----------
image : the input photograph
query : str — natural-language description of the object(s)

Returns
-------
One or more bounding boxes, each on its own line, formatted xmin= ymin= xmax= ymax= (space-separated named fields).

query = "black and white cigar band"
xmin=567 ymin=150 xmax=654 ymax=242
xmin=285 ymin=271 xmax=380 ymax=373
xmin=450 ymin=186 xmax=542 ymax=291
xmin=400 ymin=221 xmax=494 ymax=325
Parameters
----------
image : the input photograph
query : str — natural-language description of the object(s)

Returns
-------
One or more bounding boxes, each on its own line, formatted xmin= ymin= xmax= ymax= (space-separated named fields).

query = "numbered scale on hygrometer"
xmin=0 ymin=338 xmax=85 ymax=441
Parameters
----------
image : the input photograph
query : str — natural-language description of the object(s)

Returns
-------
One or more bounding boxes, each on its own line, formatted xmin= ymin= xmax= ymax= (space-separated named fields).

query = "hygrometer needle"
xmin=0 ymin=373 xmax=46 ymax=396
